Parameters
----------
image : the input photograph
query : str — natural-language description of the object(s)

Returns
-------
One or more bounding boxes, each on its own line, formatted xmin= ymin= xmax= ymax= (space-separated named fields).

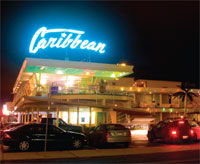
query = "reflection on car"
xmin=41 ymin=118 xmax=83 ymax=133
xmin=0 ymin=122 xmax=23 ymax=139
xmin=147 ymin=119 xmax=195 ymax=144
xmin=88 ymin=124 xmax=131 ymax=147
xmin=1 ymin=123 xmax=87 ymax=151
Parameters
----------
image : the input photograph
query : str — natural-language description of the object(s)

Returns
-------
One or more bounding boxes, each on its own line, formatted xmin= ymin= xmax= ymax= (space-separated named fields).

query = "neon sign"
xmin=29 ymin=27 xmax=106 ymax=54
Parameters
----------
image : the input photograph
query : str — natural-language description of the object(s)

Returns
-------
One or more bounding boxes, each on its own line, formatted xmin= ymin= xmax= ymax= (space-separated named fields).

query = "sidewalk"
xmin=1 ymin=143 xmax=199 ymax=161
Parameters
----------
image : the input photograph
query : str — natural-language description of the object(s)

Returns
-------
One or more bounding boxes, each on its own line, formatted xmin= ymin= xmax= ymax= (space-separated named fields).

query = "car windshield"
xmin=59 ymin=119 xmax=67 ymax=126
xmin=106 ymin=124 xmax=127 ymax=130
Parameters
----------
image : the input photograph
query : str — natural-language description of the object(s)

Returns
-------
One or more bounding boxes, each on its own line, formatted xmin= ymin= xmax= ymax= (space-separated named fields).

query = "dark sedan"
xmin=1 ymin=123 xmax=87 ymax=151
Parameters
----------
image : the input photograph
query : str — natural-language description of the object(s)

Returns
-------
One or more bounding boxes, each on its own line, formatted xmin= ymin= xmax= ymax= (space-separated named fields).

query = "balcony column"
xmin=68 ymin=108 xmax=70 ymax=124
xmin=36 ymin=108 xmax=39 ymax=123
xmin=17 ymin=112 xmax=21 ymax=123
xmin=89 ymin=107 xmax=92 ymax=127
xmin=77 ymin=106 xmax=79 ymax=125
xmin=27 ymin=110 xmax=29 ymax=123
xmin=102 ymin=99 xmax=106 ymax=106
xmin=160 ymin=112 xmax=163 ymax=121
xmin=56 ymin=106 xmax=59 ymax=127
xmin=21 ymin=113 xmax=24 ymax=123
xmin=31 ymin=107 xmax=34 ymax=122
xmin=125 ymin=100 xmax=132 ymax=108
xmin=160 ymin=94 xmax=162 ymax=107
xmin=24 ymin=110 xmax=27 ymax=124
xmin=133 ymin=93 xmax=136 ymax=105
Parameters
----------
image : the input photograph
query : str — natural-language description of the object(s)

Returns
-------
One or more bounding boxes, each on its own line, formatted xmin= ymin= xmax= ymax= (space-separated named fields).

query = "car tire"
xmin=72 ymin=139 xmax=83 ymax=150
xmin=194 ymin=133 xmax=198 ymax=142
xmin=147 ymin=133 xmax=154 ymax=143
xmin=164 ymin=136 xmax=171 ymax=144
xmin=123 ymin=142 xmax=130 ymax=148
xmin=18 ymin=140 xmax=30 ymax=152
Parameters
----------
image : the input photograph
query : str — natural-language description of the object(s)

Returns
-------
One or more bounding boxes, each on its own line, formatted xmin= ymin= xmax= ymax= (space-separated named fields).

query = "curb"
xmin=1 ymin=143 xmax=199 ymax=161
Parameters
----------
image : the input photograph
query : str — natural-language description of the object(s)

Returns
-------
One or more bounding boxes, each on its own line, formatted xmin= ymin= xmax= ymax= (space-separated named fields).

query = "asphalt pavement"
xmin=0 ymin=134 xmax=199 ymax=163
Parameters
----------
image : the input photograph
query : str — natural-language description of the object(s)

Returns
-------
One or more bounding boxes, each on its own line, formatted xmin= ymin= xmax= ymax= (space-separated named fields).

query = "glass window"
xmin=25 ymin=125 xmax=46 ymax=134
xmin=49 ymin=125 xmax=63 ymax=134
xmin=95 ymin=125 xmax=105 ymax=131
xmin=106 ymin=124 xmax=126 ymax=130
xmin=156 ymin=122 xmax=163 ymax=128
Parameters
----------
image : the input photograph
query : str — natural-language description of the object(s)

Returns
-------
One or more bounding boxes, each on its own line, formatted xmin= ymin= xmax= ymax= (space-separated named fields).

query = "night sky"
xmin=1 ymin=1 xmax=199 ymax=105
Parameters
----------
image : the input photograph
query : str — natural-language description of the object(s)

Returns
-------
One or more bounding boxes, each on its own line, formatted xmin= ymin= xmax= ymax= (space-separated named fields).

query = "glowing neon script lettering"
xmin=29 ymin=27 xmax=106 ymax=54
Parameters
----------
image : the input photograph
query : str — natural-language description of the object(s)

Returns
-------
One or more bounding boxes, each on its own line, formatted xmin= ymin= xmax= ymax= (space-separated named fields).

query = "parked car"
xmin=88 ymin=124 xmax=131 ymax=147
xmin=147 ymin=120 xmax=195 ymax=144
xmin=1 ymin=123 xmax=87 ymax=151
xmin=41 ymin=118 xmax=83 ymax=133
xmin=188 ymin=120 xmax=200 ymax=141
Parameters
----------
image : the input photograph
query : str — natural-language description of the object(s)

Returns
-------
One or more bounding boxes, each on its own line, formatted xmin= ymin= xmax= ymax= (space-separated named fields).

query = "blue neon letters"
xmin=29 ymin=27 xmax=106 ymax=54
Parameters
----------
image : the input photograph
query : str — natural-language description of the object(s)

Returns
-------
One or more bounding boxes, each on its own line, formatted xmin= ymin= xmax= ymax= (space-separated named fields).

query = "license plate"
xmin=118 ymin=132 xmax=123 ymax=136
xmin=183 ymin=136 xmax=188 ymax=139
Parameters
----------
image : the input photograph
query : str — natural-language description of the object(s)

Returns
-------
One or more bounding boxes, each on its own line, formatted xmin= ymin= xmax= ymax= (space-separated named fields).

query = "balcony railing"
xmin=36 ymin=86 xmax=134 ymax=97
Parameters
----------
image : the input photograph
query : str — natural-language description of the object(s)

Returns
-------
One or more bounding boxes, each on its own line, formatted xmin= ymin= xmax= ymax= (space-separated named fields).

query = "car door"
xmin=154 ymin=121 xmax=164 ymax=139
xmin=47 ymin=125 xmax=69 ymax=148
xmin=24 ymin=124 xmax=46 ymax=148
xmin=92 ymin=125 xmax=107 ymax=145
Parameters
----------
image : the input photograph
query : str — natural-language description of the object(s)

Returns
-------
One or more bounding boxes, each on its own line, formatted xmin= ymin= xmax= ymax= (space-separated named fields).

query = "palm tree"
xmin=173 ymin=86 xmax=198 ymax=115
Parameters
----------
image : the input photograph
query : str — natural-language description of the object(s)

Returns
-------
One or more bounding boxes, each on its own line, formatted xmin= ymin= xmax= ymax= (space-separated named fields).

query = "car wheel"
xmin=72 ymin=139 xmax=83 ymax=150
xmin=123 ymin=142 xmax=130 ymax=148
xmin=147 ymin=133 xmax=154 ymax=143
xmin=194 ymin=133 xmax=198 ymax=142
xmin=18 ymin=140 xmax=30 ymax=151
xmin=164 ymin=136 xmax=171 ymax=144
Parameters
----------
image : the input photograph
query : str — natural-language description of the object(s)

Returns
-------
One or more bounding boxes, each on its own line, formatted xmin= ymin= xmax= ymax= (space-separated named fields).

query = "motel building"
xmin=6 ymin=57 xmax=200 ymax=134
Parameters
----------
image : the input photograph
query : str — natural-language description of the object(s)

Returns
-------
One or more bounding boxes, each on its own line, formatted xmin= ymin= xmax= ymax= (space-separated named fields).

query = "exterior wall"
xmin=11 ymin=62 xmax=200 ymax=127
xmin=135 ymin=79 xmax=181 ymax=88
xmin=107 ymin=78 xmax=134 ymax=87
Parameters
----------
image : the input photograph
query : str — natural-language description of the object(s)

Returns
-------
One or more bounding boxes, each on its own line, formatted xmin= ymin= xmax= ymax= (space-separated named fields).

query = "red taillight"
xmin=171 ymin=130 xmax=177 ymax=135
xmin=178 ymin=121 xmax=184 ymax=124
xmin=190 ymin=130 xmax=194 ymax=135
xmin=4 ymin=133 xmax=11 ymax=139
xmin=107 ymin=131 xmax=111 ymax=137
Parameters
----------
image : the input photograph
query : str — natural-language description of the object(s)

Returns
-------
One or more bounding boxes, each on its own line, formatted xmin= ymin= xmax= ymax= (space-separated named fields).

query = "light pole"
xmin=44 ymin=86 xmax=51 ymax=152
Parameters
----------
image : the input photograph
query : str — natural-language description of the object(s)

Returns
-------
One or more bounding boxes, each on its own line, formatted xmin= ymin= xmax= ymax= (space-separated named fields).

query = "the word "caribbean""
xmin=29 ymin=27 xmax=106 ymax=54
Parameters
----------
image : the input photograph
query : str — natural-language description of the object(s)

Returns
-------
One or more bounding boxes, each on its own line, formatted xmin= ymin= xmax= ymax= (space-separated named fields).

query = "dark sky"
xmin=1 ymin=1 xmax=199 ymax=105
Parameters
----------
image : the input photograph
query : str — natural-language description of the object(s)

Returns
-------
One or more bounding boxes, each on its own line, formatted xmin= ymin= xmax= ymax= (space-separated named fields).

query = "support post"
xmin=24 ymin=110 xmax=27 ymax=124
xmin=31 ymin=107 xmax=34 ymax=122
xmin=102 ymin=99 xmax=106 ymax=106
xmin=160 ymin=112 xmax=163 ymax=121
xmin=160 ymin=94 xmax=162 ymax=107
xmin=27 ymin=110 xmax=29 ymax=123
xmin=68 ymin=108 xmax=70 ymax=124
xmin=77 ymin=106 xmax=79 ymax=125
xmin=89 ymin=107 xmax=92 ymax=127
xmin=56 ymin=106 xmax=59 ymax=127
xmin=133 ymin=93 xmax=136 ymax=106
xmin=21 ymin=113 xmax=24 ymax=123
xmin=36 ymin=108 xmax=39 ymax=123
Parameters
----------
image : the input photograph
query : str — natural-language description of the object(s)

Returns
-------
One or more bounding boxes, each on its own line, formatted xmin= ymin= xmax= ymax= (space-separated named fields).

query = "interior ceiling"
xmin=25 ymin=65 xmax=132 ymax=78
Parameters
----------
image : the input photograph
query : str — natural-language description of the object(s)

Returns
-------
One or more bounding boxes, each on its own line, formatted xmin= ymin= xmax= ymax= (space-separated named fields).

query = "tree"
xmin=173 ymin=85 xmax=198 ymax=115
